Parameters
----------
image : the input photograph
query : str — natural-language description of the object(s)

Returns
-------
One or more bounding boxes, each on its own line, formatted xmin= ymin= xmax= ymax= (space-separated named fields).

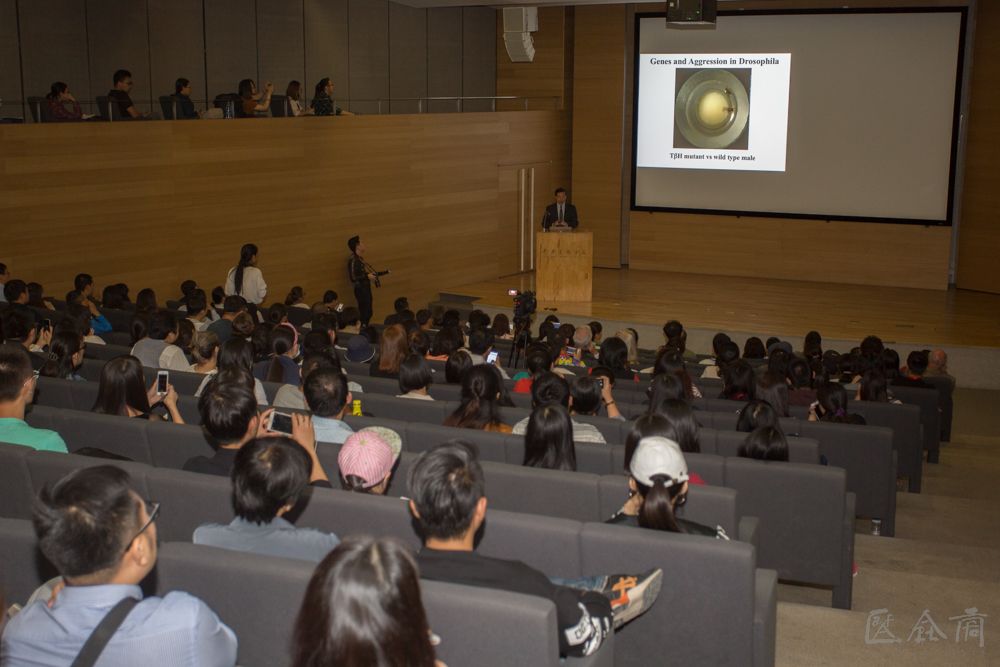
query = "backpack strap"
xmin=70 ymin=596 xmax=139 ymax=667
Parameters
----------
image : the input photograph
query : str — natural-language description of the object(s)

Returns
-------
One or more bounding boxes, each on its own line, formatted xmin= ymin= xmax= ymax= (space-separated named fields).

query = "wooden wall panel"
xmin=0 ymin=0 xmax=22 ymax=118
xmin=85 ymin=0 xmax=152 ymax=114
xmin=495 ymin=6 xmax=568 ymax=111
xmin=956 ymin=1 xmax=1000 ymax=293
xmin=304 ymin=0 xmax=350 ymax=103
xmin=204 ymin=0 xmax=257 ymax=98
xmin=572 ymin=5 xmax=626 ymax=268
xmin=427 ymin=8 xmax=463 ymax=113
xmin=348 ymin=0 xmax=389 ymax=115
xmin=148 ymin=0 xmax=207 ymax=107
xmin=256 ymin=0 xmax=306 ymax=97
xmin=0 ymin=111 xmax=569 ymax=322
xmin=389 ymin=3 xmax=427 ymax=115
xmin=17 ymin=0 xmax=89 ymax=119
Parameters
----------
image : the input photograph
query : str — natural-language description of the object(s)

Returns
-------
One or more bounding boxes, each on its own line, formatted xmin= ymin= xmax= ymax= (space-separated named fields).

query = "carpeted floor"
xmin=774 ymin=388 xmax=999 ymax=665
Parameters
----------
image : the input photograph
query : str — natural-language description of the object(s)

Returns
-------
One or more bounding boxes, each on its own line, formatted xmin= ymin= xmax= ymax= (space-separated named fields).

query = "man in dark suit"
xmin=543 ymin=187 xmax=579 ymax=231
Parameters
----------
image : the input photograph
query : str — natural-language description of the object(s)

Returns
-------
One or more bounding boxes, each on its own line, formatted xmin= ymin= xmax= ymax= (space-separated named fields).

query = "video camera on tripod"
xmin=507 ymin=289 xmax=537 ymax=320
xmin=506 ymin=289 xmax=537 ymax=369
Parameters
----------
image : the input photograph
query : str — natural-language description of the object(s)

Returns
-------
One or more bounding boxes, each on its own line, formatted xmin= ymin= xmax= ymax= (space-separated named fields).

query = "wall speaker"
xmin=666 ymin=0 xmax=717 ymax=26
xmin=503 ymin=7 xmax=539 ymax=63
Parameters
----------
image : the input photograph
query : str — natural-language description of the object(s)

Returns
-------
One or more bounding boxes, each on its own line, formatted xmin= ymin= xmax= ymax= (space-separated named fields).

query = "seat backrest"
xmin=159 ymin=95 xmax=175 ymax=119
xmin=44 ymin=409 xmax=153 ymax=463
xmin=580 ymin=522 xmax=756 ymax=665
xmin=23 ymin=451 xmax=152 ymax=502
xmin=683 ymin=451 xmax=726 ymax=486
xmin=360 ymin=392 xmax=449 ymax=423
xmin=145 ymin=467 xmax=232 ymax=542
xmin=476 ymin=509 xmax=584 ymax=578
xmin=405 ymin=422 xmax=507 ymax=463
xmin=27 ymin=96 xmax=46 ymax=123
xmin=596 ymin=476 xmax=739 ymax=536
xmin=480 ymin=461 xmax=602 ymax=523
xmin=0 ymin=443 xmax=35 ymax=520
xmin=0 ymin=517 xmax=60 ymax=605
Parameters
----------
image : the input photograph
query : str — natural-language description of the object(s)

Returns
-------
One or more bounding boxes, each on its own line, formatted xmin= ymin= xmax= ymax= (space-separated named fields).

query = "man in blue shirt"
xmin=195 ymin=436 xmax=339 ymax=562
xmin=1 ymin=466 xmax=237 ymax=666
xmin=304 ymin=367 xmax=355 ymax=444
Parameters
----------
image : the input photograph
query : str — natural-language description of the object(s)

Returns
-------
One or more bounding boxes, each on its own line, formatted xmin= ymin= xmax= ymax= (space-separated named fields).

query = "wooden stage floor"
xmin=443 ymin=268 xmax=1000 ymax=349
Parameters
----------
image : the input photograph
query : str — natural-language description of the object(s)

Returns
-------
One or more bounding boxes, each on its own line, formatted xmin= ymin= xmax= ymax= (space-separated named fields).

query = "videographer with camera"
xmin=347 ymin=236 xmax=389 ymax=327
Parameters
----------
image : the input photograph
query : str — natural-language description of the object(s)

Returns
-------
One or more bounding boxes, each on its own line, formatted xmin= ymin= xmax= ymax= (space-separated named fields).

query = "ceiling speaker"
xmin=667 ymin=0 xmax=717 ymax=26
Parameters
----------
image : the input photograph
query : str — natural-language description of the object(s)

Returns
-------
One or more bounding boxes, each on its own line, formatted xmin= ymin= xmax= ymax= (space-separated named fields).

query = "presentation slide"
xmin=636 ymin=54 xmax=791 ymax=172
xmin=631 ymin=10 xmax=965 ymax=224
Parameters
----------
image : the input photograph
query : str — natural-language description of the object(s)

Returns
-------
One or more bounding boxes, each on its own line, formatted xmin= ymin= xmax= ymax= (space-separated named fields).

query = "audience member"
xmin=810 ymin=382 xmax=866 ymax=424
xmin=304 ymin=367 xmax=355 ymax=444
xmin=74 ymin=273 xmax=99 ymax=301
xmin=646 ymin=373 xmax=686 ymax=415
xmin=511 ymin=344 xmax=551 ymax=393
xmin=312 ymin=77 xmax=352 ymax=116
xmin=0 ymin=466 xmax=237 ymax=665
xmin=925 ymin=349 xmax=952 ymax=379
xmin=702 ymin=339 xmax=739 ymax=380
xmin=490 ymin=313 xmax=513 ymax=340
xmin=410 ymin=441 xmax=661 ymax=658
xmin=338 ymin=428 xmax=402 ymax=494
xmin=195 ymin=338 xmax=268 ymax=404
xmin=743 ymin=336 xmax=767 ymax=359
xmin=194 ymin=435 xmax=336 ymax=561
xmin=444 ymin=349 xmax=472 ymax=384
xmin=107 ymin=69 xmax=149 ymax=119
xmin=599 ymin=336 xmax=638 ymax=382
xmin=2 ymin=307 xmax=50 ymax=363
xmin=190 ymin=331 xmax=220 ymax=375
xmin=185 ymin=291 xmax=215 ymax=331
xmin=720 ymin=359 xmax=755 ymax=401
xmin=0 ymin=344 xmax=67 ymax=452
xmin=134 ymin=287 xmax=158 ymax=314
xmin=171 ymin=78 xmax=200 ymax=119
xmin=397 ymin=353 xmax=434 ymax=400
xmin=284 ymin=80 xmax=313 ymax=116
xmin=130 ymin=309 xmax=190 ymax=371
xmin=207 ymin=295 xmax=248 ymax=344
xmin=39 ymin=331 xmax=86 ymax=381
xmin=654 ymin=399 xmax=702 ymax=454
xmin=184 ymin=380 xmax=273 ymax=475
xmin=738 ymin=426 xmax=789 ymax=461
xmin=251 ymin=324 xmax=300 ymax=385
xmin=225 ymin=243 xmax=267 ymax=306
xmin=93 ymin=355 xmax=184 ymax=423
xmin=511 ymin=372 xmax=607 ymax=442
xmin=238 ymin=78 xmax=273 ymax=116
xmin=523 ymin=404 xmax=577 ymax=471
xmin=736 ymin=399 xmax=781 ymax=433
xmin=786 ymin=357 xmax=816 ymax=406
xmin=588 ymin=320 xmax=603 ymax=345
xmin=102 ymin=282 xmax=131 ymax=309
xmin=370 ymin=323 xmax=408 ymax=378
xmin=4 ymin=279 xmax=28 ymax=305
xmin=291 ymin=537 xmax=441 ymax=667
xmin=24 ymin=282 xmax=53 ymax=311
xmin=894 ymin=349 xmax=934 ymax=389
xmin=756 ymin=370 xmax=790 ymax=417
xmin=427 ymin=327 xmax=463 ymax=361
xmin=443 ymin=365 xmax=512 ymax=432
xmin=608 ymin=436 xmax=728 ymax=539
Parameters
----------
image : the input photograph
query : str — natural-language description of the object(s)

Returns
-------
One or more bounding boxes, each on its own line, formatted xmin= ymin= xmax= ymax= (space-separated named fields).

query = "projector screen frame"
xmin=629 ymin=7 xmax=969 ymax=227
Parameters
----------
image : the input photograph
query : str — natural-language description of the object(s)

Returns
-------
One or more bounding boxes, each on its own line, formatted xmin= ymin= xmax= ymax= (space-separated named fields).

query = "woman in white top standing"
xmin=225 ymin=243 xmax=268 ymax=307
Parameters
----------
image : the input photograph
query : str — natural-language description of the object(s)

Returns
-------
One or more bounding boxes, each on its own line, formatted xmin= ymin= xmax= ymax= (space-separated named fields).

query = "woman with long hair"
xmin=135 ymin=288 xmax=158 ymax=315
xmin=720 ymin=360 xmax=755 ymax=401
xmin=285 ymin=286 xmax=310 ymax=308
xmin=607 ymin=437 xmax=727 ymax=539
xmin=738 ymin=426 xmax=789 ymax=461
xmin=736 ymin=399 xmax=781 ymax=433
xmin=92 ymin=356 xmax=183 ymax=423
xmin=26 ymin=283 xmax=56 ymax=310
xmin=291 ymin=536 xmax=441 ymax=667
xmin=39 ymin=331 xmax=86 ymax=381
xmin=196 ymin=337 xmax=269 ymax=404
xmin=623 ymin=414 xmax=705 ymax=485
xmin=371 ymin=324 xmax=409 ymax=378
xmin=284 ymin=81 xmax=314 ymax=117
xmin=444 ymin=349 xmax=472 ymax=384
xmin=225 ymin=243 xmax=268 ymax=305
xmin=523 ymin=404 xmax=576 ymax=471
xmin=45 ymin=81 xmax=82 ymax=121
xmin=810 ymin=382 xmax=866 ymax=424
xmin=238 ymin=78 xmax=272 ymax=116
xmin=650 ymin=347 xmax=700 ymax=398
xmin=254 ymin=324 xmax=300 ymax=385
xmin=599 ymin=336 xmax=638 ymax=382
xmin=646 ymin=373 xmax=687 ymax=415
xmin=443 ymin=365 xmax=511 ymax=432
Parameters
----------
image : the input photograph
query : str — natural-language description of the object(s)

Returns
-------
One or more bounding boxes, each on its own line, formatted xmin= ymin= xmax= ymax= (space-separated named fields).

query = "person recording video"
xmin=542 ymin=187 xmax=579 ymax=231
xmin=347 ymin=236 xmax=376 ymax=327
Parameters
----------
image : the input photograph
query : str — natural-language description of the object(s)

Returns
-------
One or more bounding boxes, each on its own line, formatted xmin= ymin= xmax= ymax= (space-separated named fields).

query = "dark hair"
xmin=860 ymin=335 xmax=884 ymax=361
xmin=186 ymin=291 xmax=208 ymax=317
xmin=530 ymin=371 xmax=570 ymax=409
xmin=338 ymin=306 xmax=360 ymax=328
xmin=657 ymin=400 xmax=701 ymax=453
xmin=554 ymin=187 xmax=566 ymax=195
xmin=218 ymin=336 xmax=255 ymax=374
xmin=523 ymin=405 xmax=576 ymax=471
xmin=175 ymin=318 xmax=195 ymax=352
xmin=431 ymin=327 xmax=464 ymax=358
xmin=647 ymin=373 xmax=685 ymax=416
xmin=63 ymin=289 xmax=82 ymax=307
xmin=787 ymin=357 xmax=812 ymax=389
xmin=4 ymin=279 xmax=27 ymax=303
xmin=588 ymin=321 xmax=603 ymax=339
xmin=408 ymin=330 xmax=431 ymax=357
xmin=490 ymin=313 xmax=511 ymax=338
xmin=467 ymin=328 xmax=494 ymax=356
xmin=0 ymin=343 xmax=33 ymax=401
xmin=40 ymin=331 xmax=84 ymax=380
xmin=147 ymin=309 xmax=178 ymax=341
xmin=721 ymin=360 xmax=755 ymax=401
xmin=767 ymin=348 xmax=791 ymax=378
xmin=736 ymin=400 xmax=780 ymax=433
xmin=2 ymin=306 xmax=36 ymax=344
xmin=286 ymin=80 xmax=301 ymax=101
xmin=135 ymin=288 xmax=158 ymax=314
xmin=267 ymin=303 xmax=288 ymax=325
xmin=743 ymin=337 xmax=766 ymax=359
xmin=443 ymin=365 xmax=505 ymax=430
xmin=47 ymin=81 xmax=69 ymax=100
xmin=634 ymin=474 xmax=686 ymax=533
xmin=407 ymin=440 xmax=484 ymax=540
xmin=315 ymin=77 xmax=332 ymax=97
xmin=907 ymin=349 xmax=929 ymax=376
xmin=112 ymin=69 xmax=131 ymax=85
xmin=859 ymin=370 xmax=889 ymax=402
xmin=175 ymin=77 xmax=190 ymax=94
xmin=322 ymin=290 xmax=338 ymax=304
xmin=129 ymin=313 xmax=148 ymax=344
xmin=756 ymin=370 xmax=790 ymax=418
xmin=711 ymin=332 xmax=732 ymax=357
xmin=301 ymin=350 xmax=340 ymax=382
xmin=738 ymin=426 xmax=789 ymax=461
xmin=33 ymin=466 xmax=141 ymax=578
xmin=598 ymin=336 xmax=631 ymax=377
xmin=376 ymin=324 xmax=408 ymax=374
xmin=285 ymin=286 xmax=305 ymax=306
xmin=238 ymin=78 xmax=256 ymax=99
xmin=441 ymin=309 xmax=460 ymax=329
xmin=347 ymin=234 xmax=360 ymax=254
xmin=223 ymin=295 xmax=248 ymax=315
xmin=102 ymin=283 xmax=130 ymax=310
xmin=415 ymin=309 xmax=432 ymax=327
xmin=264 ymin=325 xmax=298 ymax=383
xmin=569 ymin=376 xmax=602 ymax=416
xmin=624 ymin=415 xmax=670 ymax=471
xmin=398 ymin=353 xmax=432 ymax=394
xmin=74 ymin=274 xmax=94 ymax=293
xmin=212 ymin=286 xmax=226 ymax=306
xmin=232 ymin=437 xmax=311 ymax=523
xmin=444 ymin=350 xmax=472 ymax=384
xmin=92 ymin=356 xmax=152 ymax=417
xmin=291 ymin=536 xmax=437 ymax=667
xmin=232 ymin=243 xmax=258 ymax=297
xmin=25 ymin=282 xmax=44 ymax=308
xmin=524 ymin=344 xmax=552 ymax=376
xmin=199 ymin=380 xmax=258 ymax=443
xmin=301 ymin=330 xmax=332 ymax=357
xmin=304 ymin=368 xmax=349 ymax=418
xmin=881 ymin=349 xmax=900 ymax=381
xmin=652 ymin=348 xmax=694 ymax=399
xmin=234 ymin=313 xmax=257 ymax=341
xmin=816 ymin=382 xmax=863 ymax=424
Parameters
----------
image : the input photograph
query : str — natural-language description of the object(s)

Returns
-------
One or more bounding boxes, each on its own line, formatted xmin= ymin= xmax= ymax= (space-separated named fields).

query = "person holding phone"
xmin=92 ymin=356 xmax=185 ymax=423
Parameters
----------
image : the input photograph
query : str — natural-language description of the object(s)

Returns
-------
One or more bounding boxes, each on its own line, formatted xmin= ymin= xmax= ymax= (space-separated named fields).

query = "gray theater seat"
xmin=480 ymin=462 xmax=603 ymax=522
xmin=0 ymin=517 xmax=59 ymax=606
xmin=0 ymin=443 xmax=35 ymax=520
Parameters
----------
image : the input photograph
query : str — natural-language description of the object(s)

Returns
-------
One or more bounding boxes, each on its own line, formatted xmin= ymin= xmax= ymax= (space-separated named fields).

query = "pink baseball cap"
xmin=338 ymin=429 xmax=399 ymax=488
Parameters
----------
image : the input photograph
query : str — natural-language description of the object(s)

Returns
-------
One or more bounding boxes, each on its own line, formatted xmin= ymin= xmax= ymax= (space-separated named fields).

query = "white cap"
xmin=629 ymin=436 xmax=689 ymax=487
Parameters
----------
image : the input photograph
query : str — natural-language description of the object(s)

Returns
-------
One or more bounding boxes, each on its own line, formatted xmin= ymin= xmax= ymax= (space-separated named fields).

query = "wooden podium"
xmin=535 ymin=231 xmax=593 ymax=301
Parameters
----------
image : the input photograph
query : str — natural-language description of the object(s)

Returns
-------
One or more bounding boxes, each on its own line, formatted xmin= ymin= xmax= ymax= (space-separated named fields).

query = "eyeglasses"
xmin=123 ymin=500 xmax=160 ymax=554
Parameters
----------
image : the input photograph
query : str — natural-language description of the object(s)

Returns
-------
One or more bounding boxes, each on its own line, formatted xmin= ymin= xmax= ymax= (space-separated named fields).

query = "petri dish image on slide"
xmin=673 ymin=68 xmax=751 ymax=150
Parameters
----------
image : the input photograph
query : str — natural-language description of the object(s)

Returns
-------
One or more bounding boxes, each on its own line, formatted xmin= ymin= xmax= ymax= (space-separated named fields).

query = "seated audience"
xmin=702 ymin=339 xmax=739 ymax=380
xmin=650 ymin=347 xmax=701 ymax=398
xmin=598 ymin=336 xmax=638 ymax=382
xmin=211 ymin=286 xmax=226 ymax=315
xmin=410 ymin=441 xmax=661 ymax=658
xmin=207 ymin=295 xmax=248 ymax=345
xmin=511 ymin=344 xmax=551 ymax=393
xmin=756 ymin=370 xmax=790 ymax=417
xmin=285 ymin=285 xmax=310 ymax=309
xmin=743 ymin=337 xmax=767 ymax=359
xmin=523 ymin=404 xmax=577 ymax=471
xmin=738 ymin=426 xmax=789 ymax=461
xmin=511 ymin=372 xmax=607 ymax=442
xmin=646 ymin=373 xmax=686 ymax=415
xmin=4 ymin=279 xmax=28 ymax=305
xmin=185 ymin=291 xmax=215 ymax=331
xmin=39 ymin=331 xmax=86 ymax=381
xmin=736 ymin=399 xmax=781 ymax=433
xmin=660 ymin=319 xmax=697 ymax=361
xmin=786 ymin=357 xmax=817 ymax=406
xmin=491 ymin=313 xmax=513 ymax=340
xmin=196 ymin=338 xmax=268 ymax=405
xmin=444 ymin=349 xmax=472 ymax=384
xmin=44 ymin=81 xmax=82 ymax=120
xmin=184 ymin=379 xmax=274 ymax=475
xmin=130 ymin=309 xmax=190 ymax=371
xmin=443 ymin=365 xmax=512 ymax=433
xmin=344 ymin=335 xmax=375 ymax=364
xmin=304 ymin=367 xmax=355 ymax=444
xmin=291 ymin=536 xmax=441 ymax=667
xmin=337 ymin=428 xmax=402 ymax=494
xmin=408 ymin=329 xmax=431 ymax=358
xmin=252 ymin=324 xmax=300 ymax=385
xmin=135 ymin=287 xmax=158 ymax=314
xmin=107 ymin=69 xmax=148 ymax=119
xmin=0 ymin=466 xmax=237 ymax=665
xmin=720 ymin=359 xmax=755 ymax=401
xmin=623 ymin=414 xmax=704 ymax=486
xmin=655 ymin=400 xmax=702 ymax=454
xmin=466 ymin=328 xmax=509 ymax=379
xmin=65 ymin=286 xmax=113 ymax=335
xmin=371 ymin=323 xmax=408 ymax=378
xmin=338 ymin=306 xmax=362 ymax=334
xmin=273 ymin=351 xmax=342 ymax=409
xmin=894 ymin=349 xmax=934 ymax=389
xmin=283 ymin=80 xmax=313 ymax=116
xmin=93 ymin=355 xmax=184 ymax=423
xmin=171 ymin=78 xmax=200 ymax=119
xmin=701 ymin=332 xmax=732 ymax=367
xmin=569 ymin=374 xmax=617 ymax=421
xmin=194 ymin=434 xmax=336 ymax=561
xmin=925 ymin=349 xmax=952 ymax=379
xmin=238 ymin=78 xmax=273 ymax=116
xmin=312 ymin=77 xmax=351 ymax=116
xmin=810 ymin=382 xmax=867 ymax=424
xmin=190 ymin=331 xmax=220 ymax=375
xmin=427 ymin=327 xmax=463 ymax=361
xmin=608 ymin=437 xmax=728 ymax=539
xmin=101 ymin=282 xmax=131 ymax=309
xmin=2 ymin=307 xmax=50 ymax=363
xmin=65 ymin=304 xmax=106 ymax=346
xmin=857 ymin=369 xmax=901 ymax=404
xmin=397 ymin=353 xmax=434 ymax=400
xmin=26 ymin=282 xmax=56 ymax=310
xmin=0 ymin=344 xmax=67 ymax=452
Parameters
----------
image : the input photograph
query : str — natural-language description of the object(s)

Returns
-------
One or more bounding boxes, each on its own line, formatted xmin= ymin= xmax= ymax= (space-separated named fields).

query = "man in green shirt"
xmin=0 ymin=343 xmax=67 ymax=453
